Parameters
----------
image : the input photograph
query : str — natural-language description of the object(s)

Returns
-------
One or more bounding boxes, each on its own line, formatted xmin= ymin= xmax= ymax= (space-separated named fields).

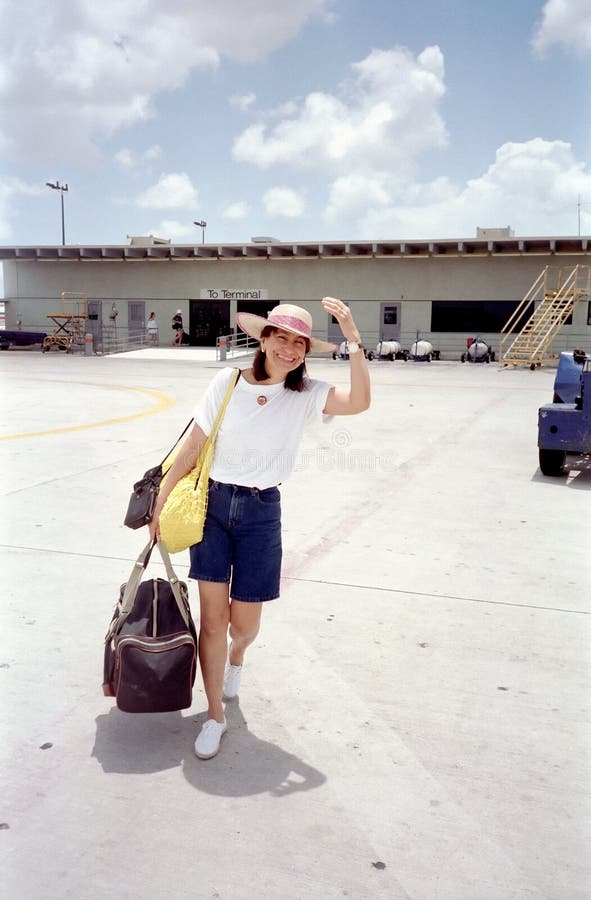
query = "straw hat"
xmin=236 ymin=304 xmax=335 ymax=353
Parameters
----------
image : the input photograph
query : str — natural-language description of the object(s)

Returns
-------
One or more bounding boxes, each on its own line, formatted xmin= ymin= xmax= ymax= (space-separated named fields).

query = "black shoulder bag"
xmin=123 ymin=420 xmax=193 ymax=529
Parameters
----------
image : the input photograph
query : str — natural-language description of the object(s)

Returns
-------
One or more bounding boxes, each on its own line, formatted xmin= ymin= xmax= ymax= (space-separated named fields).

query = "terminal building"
xmin=1 ymin=230 xmax=589 ymax=357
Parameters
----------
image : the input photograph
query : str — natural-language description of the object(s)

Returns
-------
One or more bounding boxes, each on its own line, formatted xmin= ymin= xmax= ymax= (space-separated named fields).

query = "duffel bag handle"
xmin=152 ymin=542 xmax=191 ymax=628
xmin=117 ymin=539 xmax=190 ymax=628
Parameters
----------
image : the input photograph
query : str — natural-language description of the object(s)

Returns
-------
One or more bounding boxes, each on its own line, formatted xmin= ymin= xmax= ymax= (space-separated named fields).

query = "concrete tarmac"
xmin=0 ymin=348 xmax=589 ymax=900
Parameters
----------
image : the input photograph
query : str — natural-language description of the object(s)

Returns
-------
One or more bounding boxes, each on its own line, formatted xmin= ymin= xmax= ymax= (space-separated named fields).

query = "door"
xmin=87 ymin=300 xmax=103 ymax=349
xmin=189 ymin=300 xmax=231 ymax=346
xmin=128 ymin=301 xmax=145 ymax=342
xmin=236 ymin=299 xmax=276 ymax=336
xmin=379 ymin=302 xmax=401 ymax=341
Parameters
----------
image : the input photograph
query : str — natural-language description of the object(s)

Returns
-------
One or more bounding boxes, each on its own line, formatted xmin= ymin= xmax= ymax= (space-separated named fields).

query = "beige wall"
xmin=3 ymin=253 xmax=589 ymax=355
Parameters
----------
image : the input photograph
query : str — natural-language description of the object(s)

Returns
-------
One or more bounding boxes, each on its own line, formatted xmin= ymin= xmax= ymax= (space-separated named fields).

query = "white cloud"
xmin=115 ymin=145 xmax=163 ymax=169
xmin=0 ymin=0 xmax=335 ymax=165
xmin=326 ymin=173 xmax=396 ymax=221
xmin=144 ymin=145 xmax=163 ymax=161
xmin=532 ymin=0 xmax=591 ymax=55
xmin=147 ymin=220 xmax=197 ymax=241
xmin=136 ymin=173 xmax=199 ymax=209
xmin=233 ymin=46 xmax=447 ymax=176
xmin=263 ymin=187 xmax=305 ymax=217
xmin=0 ymin=177 xmax=44 ymax=240
xmin=222 ymin=201 xmax=250 ymax=219
xmin=230 ymin=93 xmax=256 ymax=112
xmin=114 ymin=148 xmax=134 ymax=169
xmin=265 ymin=99 xmax=302 ymax=119
xmin=348 ymin=139 xmax=591 ymax=239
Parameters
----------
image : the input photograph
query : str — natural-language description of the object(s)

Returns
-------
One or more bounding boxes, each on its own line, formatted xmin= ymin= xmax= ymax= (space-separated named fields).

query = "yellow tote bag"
xmin=159 ymin=370 xmax=239 ymax=553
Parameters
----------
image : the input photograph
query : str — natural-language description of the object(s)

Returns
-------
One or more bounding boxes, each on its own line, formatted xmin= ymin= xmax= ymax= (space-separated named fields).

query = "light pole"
xmin=193 ymin=220 xmax=207 ymax=244
xmin=46 ymin=180 xmax=69 ymax=245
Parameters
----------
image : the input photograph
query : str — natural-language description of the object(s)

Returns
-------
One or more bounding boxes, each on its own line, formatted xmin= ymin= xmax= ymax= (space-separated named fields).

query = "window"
xmin=431 ymin=300 xmax=530 ymax=332
xmin=383 ymin=305 xmax=398 ymax=325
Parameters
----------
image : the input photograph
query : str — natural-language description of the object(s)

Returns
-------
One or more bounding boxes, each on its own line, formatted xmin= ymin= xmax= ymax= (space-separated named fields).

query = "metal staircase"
xmin=500 ymin=265 xmax=590 ymax=368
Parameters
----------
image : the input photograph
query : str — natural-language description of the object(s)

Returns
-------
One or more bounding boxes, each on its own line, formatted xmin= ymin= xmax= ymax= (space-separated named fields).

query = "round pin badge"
xmin=257 ymin=395 xmax=267 ymax=406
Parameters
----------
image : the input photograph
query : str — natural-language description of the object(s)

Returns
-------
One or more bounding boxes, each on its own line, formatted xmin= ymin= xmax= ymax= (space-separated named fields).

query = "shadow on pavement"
xmin=92 ymin=706 xmax=194 ymax=774
xmin=92 ymin=701 xmax=326 ymax=798
xmin=531 ymin=456 xmax=591 ymax=490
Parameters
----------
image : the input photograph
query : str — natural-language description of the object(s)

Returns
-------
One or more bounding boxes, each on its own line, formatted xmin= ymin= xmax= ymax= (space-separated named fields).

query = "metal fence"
xmin=216 ymin=332 xmax=260 ymax=360
xmin=96 ymin=327 xmax=148 ymax=355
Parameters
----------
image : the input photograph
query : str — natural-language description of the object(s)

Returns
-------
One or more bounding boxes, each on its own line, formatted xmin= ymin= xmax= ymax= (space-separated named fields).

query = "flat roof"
xmin=0 ymin=235 xmax=588 ymax=262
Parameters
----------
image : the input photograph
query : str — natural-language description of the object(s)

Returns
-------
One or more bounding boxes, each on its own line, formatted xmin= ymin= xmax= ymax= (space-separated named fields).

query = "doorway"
xmin=328 ymin=301 xmax=359 ymax=344
xmin=379 ymin=302 xmax=401 ymax=341
xmin=235 ymin=299 xmax=276 ymax=335
xmin=189 ymin=300 xmax=231 ymax=346
xmin=87 ymin=300 xmax=103 ymax=348
xmin=128 ymin=301 xmax=145 ymax=342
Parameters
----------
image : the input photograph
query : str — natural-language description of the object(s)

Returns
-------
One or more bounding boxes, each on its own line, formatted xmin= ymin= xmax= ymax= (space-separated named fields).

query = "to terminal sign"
xmin=200 ymin=289 xmax=268 ymax=300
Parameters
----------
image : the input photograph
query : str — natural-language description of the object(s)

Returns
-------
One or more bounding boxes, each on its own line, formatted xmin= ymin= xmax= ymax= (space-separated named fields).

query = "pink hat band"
xmin=267 ymin=313 xmax=311 ymax=339
xmin=235 ymin=303 xmax=337 ymax=353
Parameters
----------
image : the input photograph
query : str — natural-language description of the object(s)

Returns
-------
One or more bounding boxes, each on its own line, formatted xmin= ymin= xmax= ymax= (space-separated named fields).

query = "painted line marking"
xmin=0 ymin=381 xmax=176 ymax=441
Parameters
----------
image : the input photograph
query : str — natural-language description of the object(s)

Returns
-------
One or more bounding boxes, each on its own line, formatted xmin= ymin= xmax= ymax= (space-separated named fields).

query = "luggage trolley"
xmin=42 ymin=291 xmax=88 ymax=353
xmin=366 ymin=340 xmax=409 ymax=361
xmin=460 ymin=336 xmax=495 ymax=364
xmin=409 ymin=331 xmax=441 ymax=362
xmin=332 ymin=340 xmax=369 ymax=360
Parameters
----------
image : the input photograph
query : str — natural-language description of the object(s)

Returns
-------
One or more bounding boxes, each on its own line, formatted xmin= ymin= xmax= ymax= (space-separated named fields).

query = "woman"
xmin=149 ymin=297 xmax=370 ymax=759
xmin=172 ymin=309 xmax=184 ymax=345
xmin=146 ymin=311 xmax=158 ymax=345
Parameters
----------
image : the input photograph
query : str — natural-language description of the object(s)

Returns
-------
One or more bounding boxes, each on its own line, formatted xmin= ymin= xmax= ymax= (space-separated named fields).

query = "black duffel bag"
xmin=103 ymin=540 xmax=197 ymax=713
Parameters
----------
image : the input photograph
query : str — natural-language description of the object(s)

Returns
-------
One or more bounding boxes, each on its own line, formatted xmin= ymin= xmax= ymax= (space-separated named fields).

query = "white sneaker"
xmin=223 ymin=663 xmax=242 ymax=700
xmin=194 ymin=718 xmax=227 ymax=759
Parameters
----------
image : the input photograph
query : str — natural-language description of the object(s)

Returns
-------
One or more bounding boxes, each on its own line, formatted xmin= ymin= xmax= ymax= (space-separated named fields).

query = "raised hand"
xmin=321 ymin=297 xmax=360 ymax=343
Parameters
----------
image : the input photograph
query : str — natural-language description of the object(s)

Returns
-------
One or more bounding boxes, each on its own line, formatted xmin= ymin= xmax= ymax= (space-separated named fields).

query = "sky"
xmin=1 ymin=0 xmax=590 ymax=267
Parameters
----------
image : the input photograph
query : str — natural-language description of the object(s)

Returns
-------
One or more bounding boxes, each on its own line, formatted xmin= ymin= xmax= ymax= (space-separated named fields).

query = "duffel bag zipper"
xmin=117 ymin=634 xmax=195 ymax=654
xmin=153 ymin=580 xmax=158 ymax=637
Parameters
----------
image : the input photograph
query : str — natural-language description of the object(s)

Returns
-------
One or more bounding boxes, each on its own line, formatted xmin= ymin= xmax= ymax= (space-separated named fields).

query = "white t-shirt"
xmin=192 ymin=367 xmax=333 ymax=488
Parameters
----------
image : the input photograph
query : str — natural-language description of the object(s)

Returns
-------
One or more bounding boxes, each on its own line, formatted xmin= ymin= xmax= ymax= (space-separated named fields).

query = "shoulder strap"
xmin=207 ymin=368 xmax=240 ymax=445
xmin=159 ymin=418 xmax=193 ymax=467
xmin=162 ymin=369 xmax=239 ymax=466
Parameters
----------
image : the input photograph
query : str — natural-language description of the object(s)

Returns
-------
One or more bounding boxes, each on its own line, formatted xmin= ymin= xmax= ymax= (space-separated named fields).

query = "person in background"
xmin=172 ymin=309 xmax=184 ymax=345
xmin=150 ymin=298 xmax=371 ymax=760
xmin=147 ymin=311 xmax=158 ymax=345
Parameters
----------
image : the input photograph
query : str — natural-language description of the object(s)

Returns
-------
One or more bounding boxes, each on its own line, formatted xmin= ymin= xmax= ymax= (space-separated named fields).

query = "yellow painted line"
xmin=0 ymin=382 xmax=176 ymax=441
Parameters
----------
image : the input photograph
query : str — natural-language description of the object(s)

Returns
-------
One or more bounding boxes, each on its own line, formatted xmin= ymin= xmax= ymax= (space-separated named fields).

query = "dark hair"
xmin=252 ymin=325 xmax=309 ymax=391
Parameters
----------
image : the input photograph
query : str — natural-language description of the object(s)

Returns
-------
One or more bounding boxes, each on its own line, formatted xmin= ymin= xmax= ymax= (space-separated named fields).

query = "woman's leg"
xmin=198 ymin=581 xmax=231 ymax=723
xmin=228 ymin=600 xmax=263 ymax=666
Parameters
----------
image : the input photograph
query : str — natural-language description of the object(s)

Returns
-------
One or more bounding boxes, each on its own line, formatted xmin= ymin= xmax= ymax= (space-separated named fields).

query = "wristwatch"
xmin=347 ymin=341 xmax=363 ymax=354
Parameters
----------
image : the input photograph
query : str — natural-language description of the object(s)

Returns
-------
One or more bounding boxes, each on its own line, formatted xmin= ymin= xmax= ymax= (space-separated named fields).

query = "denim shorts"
xmin=188 ymin=479 xmax=282 ymax=602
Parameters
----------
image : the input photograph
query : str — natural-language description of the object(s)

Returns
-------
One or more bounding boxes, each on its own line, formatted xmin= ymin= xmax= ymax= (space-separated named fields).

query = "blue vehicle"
xmin=538 ymin=350 xmax=590 ymax=476
xmin=0 ymin=330 xmax=47 ymax=350
xmin=551 ymin=348 xmax=587 ymax=402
